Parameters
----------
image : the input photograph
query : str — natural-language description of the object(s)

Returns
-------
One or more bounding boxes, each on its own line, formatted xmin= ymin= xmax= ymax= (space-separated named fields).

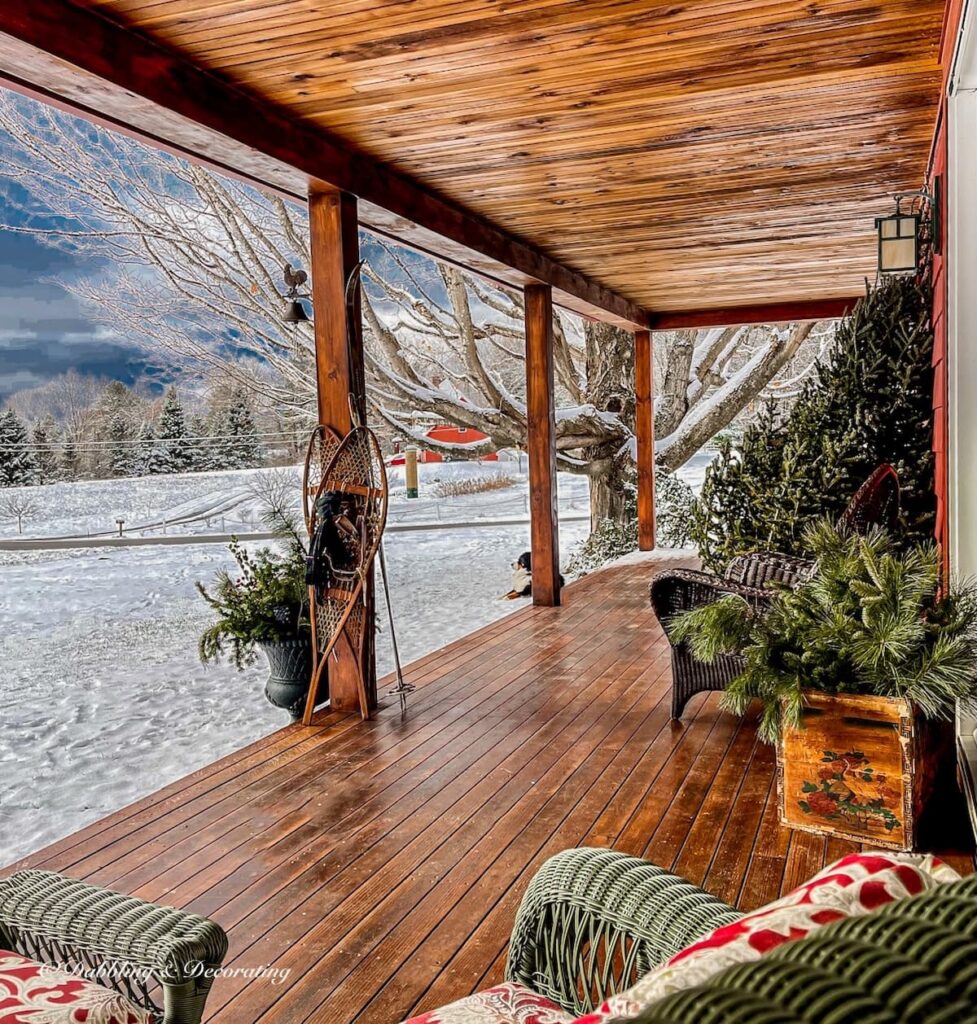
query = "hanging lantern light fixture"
xmin=875 ymin=189 xmax=938 ymax=276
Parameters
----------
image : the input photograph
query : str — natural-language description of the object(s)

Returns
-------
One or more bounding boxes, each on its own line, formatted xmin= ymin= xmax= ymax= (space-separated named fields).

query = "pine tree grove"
xmin=691 ymin=271 xmax=936 ymax=570
xmin=5 ymin=373 xmax=275 ymax=484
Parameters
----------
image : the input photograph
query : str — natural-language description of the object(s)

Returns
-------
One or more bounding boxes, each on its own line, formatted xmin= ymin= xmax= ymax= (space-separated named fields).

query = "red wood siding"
xmin=930 ymin=0 xmax=965 ymax=573
xmin=941 ymin=0 xmax=968 ymax=89
xmin=931 ymin=112 xmax=949 ymax=570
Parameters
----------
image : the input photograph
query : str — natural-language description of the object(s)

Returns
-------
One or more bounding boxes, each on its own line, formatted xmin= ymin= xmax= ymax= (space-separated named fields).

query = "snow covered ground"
xmin=0 ymin=459 xmax=590 ymax=539
xmin=0 ymin=454 xmax=714 ymax=865
xmin=0 ymin=463 xmax=595 ymax=865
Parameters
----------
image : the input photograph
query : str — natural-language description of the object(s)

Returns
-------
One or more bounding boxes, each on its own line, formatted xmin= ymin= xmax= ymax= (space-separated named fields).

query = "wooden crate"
xmin=776 ymin=691 xmax=943 ymax=851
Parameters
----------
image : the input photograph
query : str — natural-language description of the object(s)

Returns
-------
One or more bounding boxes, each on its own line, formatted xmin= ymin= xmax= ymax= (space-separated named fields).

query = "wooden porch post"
xmin=524 ymin=283 xmax=561 ymax=606
xmin=308 ymin=181 xmax=374 ymax=711
xmin=635 ymin=329 xmax=656 ymax=551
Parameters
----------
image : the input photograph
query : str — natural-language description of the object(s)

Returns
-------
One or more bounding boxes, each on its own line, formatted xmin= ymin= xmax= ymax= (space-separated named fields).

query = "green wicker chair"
xmin=506 ymin=848 xmax=742 ymax=1015
xmin=506 ymin=849 xmax=977 ymax=1024
xmin=0 ymin=869 xmax=228 ymax=1024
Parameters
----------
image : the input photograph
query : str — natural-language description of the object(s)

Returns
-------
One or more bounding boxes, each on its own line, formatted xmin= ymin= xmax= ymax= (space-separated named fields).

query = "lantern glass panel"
xmin=881 ymin=237 xmax=917 ymax=272
xmin=877 ymin=213 xmax=919 ymax=274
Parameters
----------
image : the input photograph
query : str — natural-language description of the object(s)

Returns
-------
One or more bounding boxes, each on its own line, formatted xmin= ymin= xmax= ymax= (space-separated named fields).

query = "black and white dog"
xmin=504 ymin=551 xmax=565 ymax=600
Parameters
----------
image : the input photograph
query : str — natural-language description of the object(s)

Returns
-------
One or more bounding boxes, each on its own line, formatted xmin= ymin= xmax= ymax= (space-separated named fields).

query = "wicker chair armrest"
xmin=0 ymin=870 xmax=227 ymax=985
xmin=649 ymin=568 xmax=772 ymax=638
xmin=504 ymin=848 xmax=740 ymax=1016
xmin=725 ymin=551 xmax=815 ymax=589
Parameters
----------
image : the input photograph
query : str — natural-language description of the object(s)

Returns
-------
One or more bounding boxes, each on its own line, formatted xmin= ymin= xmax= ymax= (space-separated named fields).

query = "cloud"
xmin=0 ymin=336 xmax=157 ymax=403
xmin=0 ymin=328 xmax=39 ymax=343
xmin=0 ymin=369 xmax=46 ymax=393
xmin=0 ymin=230 xmax=157 ymax=401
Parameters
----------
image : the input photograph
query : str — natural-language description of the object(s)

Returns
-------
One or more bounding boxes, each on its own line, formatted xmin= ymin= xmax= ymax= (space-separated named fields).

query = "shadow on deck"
xmin=8 ymin=554 xmax=974 ymax=1022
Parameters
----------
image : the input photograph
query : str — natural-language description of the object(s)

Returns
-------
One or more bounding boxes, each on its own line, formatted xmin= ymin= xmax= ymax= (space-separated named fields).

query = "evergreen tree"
xmin=60 ymin=433 xmax=80 ymax=481
xmin=132 ymin=421 xmax=159 ymax=476
xmin=691 ymin=272 xmax=936 ymax=570
xmin=107 ymin=413 xmax=134 ymax=477
xmin=92 ymin=380 xmax=140 ymax=478
xmin=153 ymin=386 xmax=191 ymax=473
xmin=31 ymin=419 xmax=60 ymax=484
xmin=221 ymin=388 xmax=263 ymax=469
xmin=0 ymin=409 xmax=39 ymax=486
xmin=187 ymin=413 xmax=214 ymax=472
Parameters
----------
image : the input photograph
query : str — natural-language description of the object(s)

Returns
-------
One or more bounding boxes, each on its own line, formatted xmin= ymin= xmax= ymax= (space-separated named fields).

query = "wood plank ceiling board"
xmin=6 ymin=0 xmax=945 ymax=316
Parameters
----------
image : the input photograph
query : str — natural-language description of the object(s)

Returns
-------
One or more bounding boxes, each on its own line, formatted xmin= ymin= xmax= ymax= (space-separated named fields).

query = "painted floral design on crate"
xmin=797 ymin=749 xmax=902 ymax=833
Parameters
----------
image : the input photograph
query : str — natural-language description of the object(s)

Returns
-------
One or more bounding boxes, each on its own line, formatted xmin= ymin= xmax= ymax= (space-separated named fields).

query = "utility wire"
xmin=0 ymin=429 xmax=303 ymax=451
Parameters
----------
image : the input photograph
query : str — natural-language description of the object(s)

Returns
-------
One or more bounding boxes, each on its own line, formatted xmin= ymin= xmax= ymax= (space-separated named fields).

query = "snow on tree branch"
xmin=0 ymin=90 xmax=838 ymax=526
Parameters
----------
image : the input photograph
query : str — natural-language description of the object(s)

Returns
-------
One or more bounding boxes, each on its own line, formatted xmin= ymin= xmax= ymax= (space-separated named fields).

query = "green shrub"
xmin=566 ymin=469 xmax=696 ymax=576
xmin=690 ymin=272 xmax=936 ymax=571
xmin=197 ymin=538 xmax=310 ymax=669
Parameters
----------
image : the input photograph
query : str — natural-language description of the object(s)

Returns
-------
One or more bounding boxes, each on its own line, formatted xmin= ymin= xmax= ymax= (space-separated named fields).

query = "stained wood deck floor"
xmin=8 ymin=555 xmax=974 ymax=1022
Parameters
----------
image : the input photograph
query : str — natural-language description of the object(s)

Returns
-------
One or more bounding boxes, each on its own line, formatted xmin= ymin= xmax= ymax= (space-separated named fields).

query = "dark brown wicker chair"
xmin=651 ymin=464 xmax=900 ymax=719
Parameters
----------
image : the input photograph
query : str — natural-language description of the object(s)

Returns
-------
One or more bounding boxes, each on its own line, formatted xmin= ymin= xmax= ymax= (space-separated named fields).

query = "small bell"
xmin=284 ymin=298 xmax=311 ymax=324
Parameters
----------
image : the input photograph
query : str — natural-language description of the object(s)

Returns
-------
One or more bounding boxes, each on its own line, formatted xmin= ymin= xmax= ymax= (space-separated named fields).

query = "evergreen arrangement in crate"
xmin=670 ymin=521 xmax=977 ymax=848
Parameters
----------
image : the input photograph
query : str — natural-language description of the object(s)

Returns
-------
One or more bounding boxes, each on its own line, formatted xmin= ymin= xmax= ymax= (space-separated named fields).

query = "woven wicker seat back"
xmin=650 ymin=464 xmax=901 ymax=719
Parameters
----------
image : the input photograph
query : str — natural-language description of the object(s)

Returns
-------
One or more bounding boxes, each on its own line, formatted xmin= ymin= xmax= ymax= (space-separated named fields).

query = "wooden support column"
xmin=310 ymin=182 xmax=365 ymax=432
xmin=635 ymin=329 xmax=656 ymax=551
xmin=308 ymin=181 xmax=373 ymax=712
xmin=524 ymin=283 xmax=561 ymax=607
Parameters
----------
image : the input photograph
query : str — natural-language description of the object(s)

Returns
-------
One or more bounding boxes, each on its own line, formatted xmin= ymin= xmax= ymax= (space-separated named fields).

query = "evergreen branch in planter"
xmin=670 ymin=519 xmax=977 ymax=742
xmin=197 ymin=537 xmax=310 ymax=671
xmin=669 ymin=593 xmax=756 ymax=661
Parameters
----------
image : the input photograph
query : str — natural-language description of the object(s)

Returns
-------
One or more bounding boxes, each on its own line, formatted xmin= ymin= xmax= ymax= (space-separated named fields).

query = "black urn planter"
xmin=259 ymin=638 xmax=315 ymax=721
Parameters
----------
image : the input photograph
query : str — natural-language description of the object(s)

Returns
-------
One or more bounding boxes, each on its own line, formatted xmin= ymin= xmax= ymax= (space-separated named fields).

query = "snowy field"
xmin=0 ymin=461 xmax=603 ymax=865
xmin=0 ymin=455 xmax=713 ymax=864
xmin=0 ymin=459 xmax=590 ymax=539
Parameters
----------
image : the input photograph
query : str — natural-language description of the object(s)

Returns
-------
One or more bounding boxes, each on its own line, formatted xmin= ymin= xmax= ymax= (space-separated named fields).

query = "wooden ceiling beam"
xmin=0 ymin=1 xmax=650 ymax=330
xmin=649 ymin=296 xmax=861 ymax=331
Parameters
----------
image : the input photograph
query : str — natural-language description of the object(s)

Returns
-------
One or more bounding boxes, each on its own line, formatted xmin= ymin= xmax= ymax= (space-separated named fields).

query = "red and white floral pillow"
xmin=0 ymin=949 xmax=153 ymax=1024
xmin=402 ymin=981 xmax=574 ymax=1024
xmin=400 ymin=852 xmax=956 ymax=1024
xmin=573 ymin=851 xmax=959 ymax=1023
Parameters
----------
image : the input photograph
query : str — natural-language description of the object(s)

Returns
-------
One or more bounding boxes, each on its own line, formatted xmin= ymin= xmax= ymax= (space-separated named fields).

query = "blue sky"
xmin=0 ymin=227 xmax=156 ymax=402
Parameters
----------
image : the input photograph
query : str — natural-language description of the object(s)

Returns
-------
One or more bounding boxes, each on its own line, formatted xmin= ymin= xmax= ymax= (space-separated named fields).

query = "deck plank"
xmin=6 ymin=555 xmax=972 ymax=1023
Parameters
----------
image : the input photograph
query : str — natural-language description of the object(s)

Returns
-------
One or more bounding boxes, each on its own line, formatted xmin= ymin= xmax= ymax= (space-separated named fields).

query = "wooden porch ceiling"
xmin=0 ymin=1 xmax=944 ymax=328
xmin=8 ymin=557 xmax=973 ymax=1022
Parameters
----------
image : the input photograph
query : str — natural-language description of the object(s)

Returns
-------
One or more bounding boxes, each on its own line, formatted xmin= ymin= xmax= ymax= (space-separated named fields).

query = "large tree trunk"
xmin=582 ymin=321 xmax=635 ymax=528
xmin=588 ymin=457 xmax=632 ymax=525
